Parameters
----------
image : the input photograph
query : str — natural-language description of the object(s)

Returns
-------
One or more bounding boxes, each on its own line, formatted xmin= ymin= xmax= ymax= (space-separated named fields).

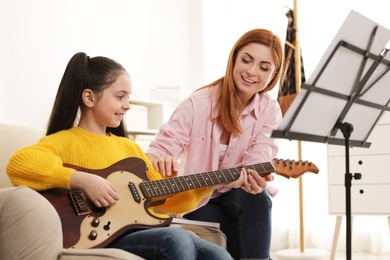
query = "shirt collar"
xmin=241 ymin=93 xmax=261 ymax=119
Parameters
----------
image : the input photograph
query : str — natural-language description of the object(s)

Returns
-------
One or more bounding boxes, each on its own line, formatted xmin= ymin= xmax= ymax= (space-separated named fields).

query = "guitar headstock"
xmin=272 ymin=158 xmax=319 ymax=179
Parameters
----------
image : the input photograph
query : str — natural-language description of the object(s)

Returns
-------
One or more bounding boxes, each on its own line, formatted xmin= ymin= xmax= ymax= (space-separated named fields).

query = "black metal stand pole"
xmin=337 ymin=122 xmax=353 ymax=260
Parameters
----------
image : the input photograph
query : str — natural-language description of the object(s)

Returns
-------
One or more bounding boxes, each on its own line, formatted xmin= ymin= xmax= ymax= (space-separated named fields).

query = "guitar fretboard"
xmin=139 ymin=162 xmax=275 ymax=199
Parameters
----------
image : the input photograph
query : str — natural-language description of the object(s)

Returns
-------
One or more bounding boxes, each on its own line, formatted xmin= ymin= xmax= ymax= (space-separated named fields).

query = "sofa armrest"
xmin=0 ymin=186 xmax=63 ymax=260
xmin=60 ymin=248 xmax=144 ymax=260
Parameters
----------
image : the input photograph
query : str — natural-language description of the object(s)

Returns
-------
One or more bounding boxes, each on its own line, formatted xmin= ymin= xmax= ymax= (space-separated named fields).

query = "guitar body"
xmin=40 ymin=157 xmax=171 ymax=249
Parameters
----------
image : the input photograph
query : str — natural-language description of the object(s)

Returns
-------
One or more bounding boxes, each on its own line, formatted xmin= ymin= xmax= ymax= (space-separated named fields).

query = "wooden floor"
xmin=333 ymin=253 xmax=390 ymax=260
xmin=271 ymin=251 xmax=390 ymax=260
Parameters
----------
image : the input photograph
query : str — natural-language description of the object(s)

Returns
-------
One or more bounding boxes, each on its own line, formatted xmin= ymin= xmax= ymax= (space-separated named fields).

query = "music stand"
xmin=271 ymin=10 xmax=390 ymax=260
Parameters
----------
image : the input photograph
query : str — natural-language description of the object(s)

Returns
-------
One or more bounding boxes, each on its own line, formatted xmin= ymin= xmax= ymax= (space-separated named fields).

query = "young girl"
xmin=146 ymin=28 xmax=284 ymax=260
xmin=6 ymin=52 xmax=232 ymax=260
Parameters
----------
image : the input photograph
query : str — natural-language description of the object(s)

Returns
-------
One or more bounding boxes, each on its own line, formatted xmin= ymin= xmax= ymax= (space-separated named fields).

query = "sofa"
xmin=0 ymin=123 xmax=226 ymax=260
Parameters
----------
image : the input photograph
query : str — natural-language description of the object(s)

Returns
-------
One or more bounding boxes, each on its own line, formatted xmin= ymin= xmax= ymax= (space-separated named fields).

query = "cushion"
xmin=0 ymin=123 xmax=44 ymax=188
xmin=173 ymin=223 xmax=227 ymax=249
xmin=61 ymin=248 xmax=145 ymax=260
xmin=0 ymin=186 xmax=62 ymax=259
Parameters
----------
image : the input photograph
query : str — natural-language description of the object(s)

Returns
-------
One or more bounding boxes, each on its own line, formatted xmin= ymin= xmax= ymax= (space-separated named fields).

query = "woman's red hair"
xmin=200 ymin=28 xmax=284 ymax=134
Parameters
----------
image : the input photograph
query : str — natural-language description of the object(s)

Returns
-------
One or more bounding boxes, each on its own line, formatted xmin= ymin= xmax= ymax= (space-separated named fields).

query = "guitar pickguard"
xmin=72 ymin=170 xmax=171 ymax=249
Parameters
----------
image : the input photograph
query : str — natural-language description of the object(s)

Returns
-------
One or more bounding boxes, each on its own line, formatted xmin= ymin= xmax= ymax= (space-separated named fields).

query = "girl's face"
xmin=93 ymin=73 xmax=132 ymax=129
xmin=233 ymin=43 xmax=276 ymax=104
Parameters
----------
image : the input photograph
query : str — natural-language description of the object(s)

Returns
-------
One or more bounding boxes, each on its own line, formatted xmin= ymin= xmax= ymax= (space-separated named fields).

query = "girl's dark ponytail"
xmin=46 ymin=52 xmax=89 ymax=135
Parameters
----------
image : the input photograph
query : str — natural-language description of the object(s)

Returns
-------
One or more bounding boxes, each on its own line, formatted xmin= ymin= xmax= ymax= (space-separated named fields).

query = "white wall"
xmin=0 ymin=0 xmax=193 ymax=129
xmin=3 ymin=0 xmax=388 ymax=129
xmin=0 ymin=0 xmax=287 ymax=128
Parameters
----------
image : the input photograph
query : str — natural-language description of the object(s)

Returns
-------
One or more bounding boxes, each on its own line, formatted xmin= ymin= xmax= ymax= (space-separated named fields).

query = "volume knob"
xmin=89 ymin=230 xmax=98 ymax=240
xmin=91 ymin=217 xmax=100 ymax=227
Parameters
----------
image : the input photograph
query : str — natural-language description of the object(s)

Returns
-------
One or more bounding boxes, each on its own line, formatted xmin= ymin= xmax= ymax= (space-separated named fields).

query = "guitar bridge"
xmin=68 ymin=189 xmax=91 ymax=215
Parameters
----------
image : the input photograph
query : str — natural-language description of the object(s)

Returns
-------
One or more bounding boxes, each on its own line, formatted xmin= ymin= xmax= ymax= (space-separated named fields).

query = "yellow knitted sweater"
xmin=6 ymin=127 xmax=212 ymax=214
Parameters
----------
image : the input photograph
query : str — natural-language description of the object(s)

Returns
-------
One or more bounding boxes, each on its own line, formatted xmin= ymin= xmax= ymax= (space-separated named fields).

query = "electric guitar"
xmin=39 ymin=157 xmax=319 ymax=249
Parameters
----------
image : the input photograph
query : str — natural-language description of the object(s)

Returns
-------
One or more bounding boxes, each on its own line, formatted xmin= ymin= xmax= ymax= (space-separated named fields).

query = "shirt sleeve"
xmin=146 ymin=97 xmax=194 ymax=158
xmin=6 ymin=136 xmax=75 ymax=191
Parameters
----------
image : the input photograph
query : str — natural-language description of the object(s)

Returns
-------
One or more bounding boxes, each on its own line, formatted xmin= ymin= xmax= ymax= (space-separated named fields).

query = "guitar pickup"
xmin=128 ymin=182 xmax=141 ymax=204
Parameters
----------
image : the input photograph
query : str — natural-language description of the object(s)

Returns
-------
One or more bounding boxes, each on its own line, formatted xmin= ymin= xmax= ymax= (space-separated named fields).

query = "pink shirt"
xmin=147 ymin=85 xmax=282 ymax=210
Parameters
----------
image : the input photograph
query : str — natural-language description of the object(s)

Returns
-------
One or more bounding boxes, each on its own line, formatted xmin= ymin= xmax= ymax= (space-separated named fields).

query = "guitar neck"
xmin=139 ymin=162 xmax=275 ymax=199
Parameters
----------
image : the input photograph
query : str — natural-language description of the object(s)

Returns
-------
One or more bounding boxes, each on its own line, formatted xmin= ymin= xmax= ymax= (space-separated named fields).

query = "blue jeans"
xmin=111 ymin=226 xmax=233 ymax=260
xmin=185 ymin=188 xmax=272 ymax=260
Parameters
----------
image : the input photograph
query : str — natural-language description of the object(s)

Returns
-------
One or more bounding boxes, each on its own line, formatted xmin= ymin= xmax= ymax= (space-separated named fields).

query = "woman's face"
xmin=233 ymin=43 xmax=276 ymax=104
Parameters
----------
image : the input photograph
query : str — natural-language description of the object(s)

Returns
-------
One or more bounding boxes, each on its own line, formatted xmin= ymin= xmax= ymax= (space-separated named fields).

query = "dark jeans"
xmin=185 ymin=188 xmax=272 ymax=260
xmin=111 ymin=226 xmax=233 ymax=260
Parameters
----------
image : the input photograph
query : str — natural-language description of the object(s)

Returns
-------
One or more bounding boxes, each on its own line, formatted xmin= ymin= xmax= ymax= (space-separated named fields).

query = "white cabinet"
xmin=327 ymin=112 xmax=390 ymax=215
xmin=327 ymin=113 xmax=390 ymax=259
xmin=125 ymin=98 xmax=177 ymax=151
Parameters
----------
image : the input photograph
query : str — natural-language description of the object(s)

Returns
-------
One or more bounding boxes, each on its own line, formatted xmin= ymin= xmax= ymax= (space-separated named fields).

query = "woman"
xmin=6 ymin=52 xmax=233 ymax=260
xmin=146 ymin=28 xmax=284 ymax=260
